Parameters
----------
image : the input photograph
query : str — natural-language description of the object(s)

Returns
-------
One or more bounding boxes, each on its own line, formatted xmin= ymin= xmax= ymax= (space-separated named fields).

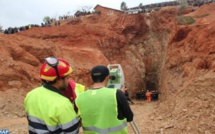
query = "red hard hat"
xmin=39 ymin=58 xmax=73 ymax=81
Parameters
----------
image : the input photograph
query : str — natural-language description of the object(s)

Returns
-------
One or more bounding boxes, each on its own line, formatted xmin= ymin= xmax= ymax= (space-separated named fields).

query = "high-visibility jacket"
xmin=24 ymin=85 xmax=79 ymax=133
xmin=62 ymin=80 xmax=85 ymax=103
xmin=76 ymin=87 xmax=128 ymax=134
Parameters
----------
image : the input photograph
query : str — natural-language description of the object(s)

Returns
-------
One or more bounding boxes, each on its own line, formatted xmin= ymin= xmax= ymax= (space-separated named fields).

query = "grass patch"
xmin=176 ymin=16 xmax=195 ymax=25
xmin=194 ymin=13 xmax=209 ymax=18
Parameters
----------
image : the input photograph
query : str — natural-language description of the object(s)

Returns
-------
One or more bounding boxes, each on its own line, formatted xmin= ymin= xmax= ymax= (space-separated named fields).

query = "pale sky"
xmin=0 ymin=0 xmax=172 ymax=29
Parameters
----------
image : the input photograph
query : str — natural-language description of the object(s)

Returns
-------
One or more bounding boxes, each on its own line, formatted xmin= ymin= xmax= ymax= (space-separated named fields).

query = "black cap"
xmin=91 ymin=65 xmax=109 ymax=77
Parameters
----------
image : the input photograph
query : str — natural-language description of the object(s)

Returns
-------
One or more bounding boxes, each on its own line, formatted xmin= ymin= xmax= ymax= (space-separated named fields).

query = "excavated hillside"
xmin=0 ymin=3 xmax=215 ymax=134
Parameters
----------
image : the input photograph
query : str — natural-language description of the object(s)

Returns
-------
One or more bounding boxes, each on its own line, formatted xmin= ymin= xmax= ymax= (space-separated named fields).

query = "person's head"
xmin=91 ymin=65 xmax=109 ymax=83
xmin=39 ymin=57 xmax=73 ymax=90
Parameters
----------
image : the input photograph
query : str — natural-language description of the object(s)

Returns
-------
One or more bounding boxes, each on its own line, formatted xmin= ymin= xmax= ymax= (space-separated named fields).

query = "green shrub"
xmin=176 ymin=16 xmax=195 ymax=25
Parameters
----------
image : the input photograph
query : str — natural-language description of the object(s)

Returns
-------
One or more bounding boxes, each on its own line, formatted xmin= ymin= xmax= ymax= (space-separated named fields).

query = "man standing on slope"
xmin=75 ymin=65 xmax=133 ymax=134
xmin=24 ymin=57 xmax=79 ymax=133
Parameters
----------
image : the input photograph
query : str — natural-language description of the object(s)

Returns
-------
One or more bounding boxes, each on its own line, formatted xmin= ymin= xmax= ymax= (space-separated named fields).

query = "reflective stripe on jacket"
xmin=76 ymin=87 xmax=128 ymax=134
xmin=24 ymin=86 xmax=79 ymax=133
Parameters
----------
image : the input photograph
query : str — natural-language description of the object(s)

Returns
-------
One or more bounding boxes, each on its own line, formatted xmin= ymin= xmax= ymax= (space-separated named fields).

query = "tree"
xmin=139 ymin=3 xmax=143 ymax=8
xmin=74 ymin=5 xmax=93 ymax=17
xmin=0 ymin=24 xmax=3 ymax=33
xmin=67 ymin=11 xmax=71 ymax=16
xmin=120 ymin=1 xmax=128 ymax=11
xmin=80 ymin=5 xmax=92 ymax=13
xmin=43 ymin=16 xmax=51 ymax=23
xmin=177 ymin=0 xmax=188 ymax=10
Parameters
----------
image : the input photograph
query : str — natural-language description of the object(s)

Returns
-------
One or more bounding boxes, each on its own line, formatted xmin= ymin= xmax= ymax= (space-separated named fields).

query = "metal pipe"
xmin=130 ymin=120 xmax=141 ymax=134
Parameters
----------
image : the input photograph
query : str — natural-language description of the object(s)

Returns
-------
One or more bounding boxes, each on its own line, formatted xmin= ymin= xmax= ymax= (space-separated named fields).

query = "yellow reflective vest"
xmin=24 ymin=85 xmax=79 ymax=133
xmin=76 ymin=87 xmax=128 ymax=134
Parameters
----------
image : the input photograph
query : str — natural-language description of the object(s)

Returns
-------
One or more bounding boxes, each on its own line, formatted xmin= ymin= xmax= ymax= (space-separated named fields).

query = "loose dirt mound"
xmin=189 ymin=3 xmax=215 ymax=24
xmin=0 ymin=3 xmax=215 ymax=133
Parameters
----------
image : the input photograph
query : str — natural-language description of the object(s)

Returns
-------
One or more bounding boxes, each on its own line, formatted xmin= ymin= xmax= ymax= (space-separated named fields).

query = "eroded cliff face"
xmin=148 ymin=4 xmax=215 ymax=134
xmin=1 ymin=12 xmax=166 ymax=96
xmin=0 ymin=3 xmax=215 ymax=133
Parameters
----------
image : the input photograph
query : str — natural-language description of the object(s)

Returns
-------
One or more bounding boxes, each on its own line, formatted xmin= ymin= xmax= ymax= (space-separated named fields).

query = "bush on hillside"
xmin=176 ymin=16 xmax=195 ymax=25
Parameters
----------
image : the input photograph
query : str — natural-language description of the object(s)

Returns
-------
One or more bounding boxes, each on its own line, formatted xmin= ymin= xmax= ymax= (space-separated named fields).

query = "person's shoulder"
xmin=75 ymin=83 xmax=85 ymax=88
xmin=116 ymin=89 xmax=124 ymax=95
xmin=75 ymin=89 xmax=89 ymax=99
xmin=54 ymin=96 xmax=73 ymax=108
xmin=26 ymin=86 xmax=43 ymax=95
xmin=70 ymin=80 xmax=85 ymax=88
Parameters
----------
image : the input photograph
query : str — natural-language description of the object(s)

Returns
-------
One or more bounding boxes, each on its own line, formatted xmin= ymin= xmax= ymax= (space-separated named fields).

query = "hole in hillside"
xmin=136 ymin=80 xmax=159 ymax=101
xmin=144 ymin=72 xmax=160 ymax=101
xmin=146 ymin=81 xmax=157 ymax=91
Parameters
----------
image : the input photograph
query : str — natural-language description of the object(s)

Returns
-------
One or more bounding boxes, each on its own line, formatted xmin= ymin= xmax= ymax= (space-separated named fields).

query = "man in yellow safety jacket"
xmin=24 ymin=57 xmax=79 ymax=133
xmin=75 ymin=65 xmax=133 ymax=134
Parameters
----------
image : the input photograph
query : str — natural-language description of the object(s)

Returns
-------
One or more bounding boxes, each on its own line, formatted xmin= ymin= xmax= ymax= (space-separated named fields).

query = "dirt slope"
xmin=0 ymin=3 xmax=215 ymax=133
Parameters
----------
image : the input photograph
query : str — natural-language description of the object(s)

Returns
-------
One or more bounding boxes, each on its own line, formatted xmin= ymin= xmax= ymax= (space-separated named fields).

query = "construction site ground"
xmin=0 ymin=99 xmax=158 ymax=134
